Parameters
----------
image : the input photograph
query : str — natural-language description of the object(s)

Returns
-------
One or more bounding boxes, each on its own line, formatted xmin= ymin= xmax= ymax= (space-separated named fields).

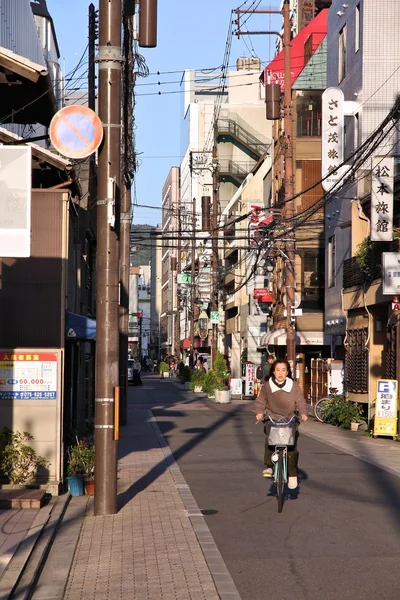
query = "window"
xmin=354 ymin=113 xmax=359 ymax=150
xmin=296 ymin=92 xmax=322 ymax=137
xmin=355 ymin=4 xmax=360 ymax=53
xmin=338 ymin=25 xmax=347 ymax=82
xmin=328 ymin=235 xmax=336 ymax=288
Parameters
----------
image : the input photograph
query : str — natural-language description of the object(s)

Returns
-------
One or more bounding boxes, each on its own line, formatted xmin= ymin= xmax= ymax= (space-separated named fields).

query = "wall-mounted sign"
xmin=382 ymin=252 xmax=400 ymax=294
xmin=0 ymin=352 xmax=58 ymax=399
xmin=177 ymin=273 xmax=191 ymax=284
xmin=371 ymin=156 xmax=394 ymax=242
xmin=321 ymin=87 xmax=344 ymax=191
xmin=0 ymin=146 xmax=31 ymax=258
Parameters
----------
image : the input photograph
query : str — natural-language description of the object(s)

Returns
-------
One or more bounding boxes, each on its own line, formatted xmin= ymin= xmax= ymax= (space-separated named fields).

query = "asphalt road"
xmin=146 ymin=383 xmax=400 ymax=600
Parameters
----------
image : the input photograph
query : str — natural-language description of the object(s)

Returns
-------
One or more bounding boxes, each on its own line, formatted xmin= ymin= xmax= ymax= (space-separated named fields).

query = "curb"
xmin=0 ymin=493 xmax=70 ymax=599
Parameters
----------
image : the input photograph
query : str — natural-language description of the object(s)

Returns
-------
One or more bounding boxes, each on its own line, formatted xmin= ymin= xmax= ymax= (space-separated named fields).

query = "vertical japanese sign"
xmin=373 ymin=379 xmax=398 ymax=437
xmin=371 ymin=156 xmax=394 ymax=242
xmin=321 ymin=87 xmax=344 ymax=191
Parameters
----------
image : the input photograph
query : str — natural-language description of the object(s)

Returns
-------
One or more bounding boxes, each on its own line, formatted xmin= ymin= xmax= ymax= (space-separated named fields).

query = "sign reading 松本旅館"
xmin=371 ymin=156 xmax=394 ymax=242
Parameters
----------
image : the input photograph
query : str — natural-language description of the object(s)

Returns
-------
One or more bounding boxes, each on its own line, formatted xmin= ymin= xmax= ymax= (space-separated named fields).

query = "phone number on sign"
xmin=0 ymin=391 xmax=56 ymax=399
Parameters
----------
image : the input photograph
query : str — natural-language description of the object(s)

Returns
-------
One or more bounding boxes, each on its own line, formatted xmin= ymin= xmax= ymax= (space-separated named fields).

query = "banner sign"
xmin=382 ymin=252 xmax=400 ymax=294
xmin=321 ymin=87 xmax=344 ymax=191
xmin=371 ymin=156 xmax=394 ymax=242
xmin=0 ymin=352 xmax=58 ymax=399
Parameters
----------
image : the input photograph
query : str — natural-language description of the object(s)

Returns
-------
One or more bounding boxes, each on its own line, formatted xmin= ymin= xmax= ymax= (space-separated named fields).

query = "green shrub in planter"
xmin=203 ymin=370 xmax=218 ymax=396
xmin=323 ymin=397 xmax=364 ymax=429
xmin=190 ymin=369 xmax=206 ymax=391
xmin=159 ymin=361 xmax=170 ymax=374
xmin=213 ymin=350 xmax=229 ymax=391
xmin=0 ymin=428 xmax=50 ymax=484
xmin=181 ymin=365 xmax=192 ymax=383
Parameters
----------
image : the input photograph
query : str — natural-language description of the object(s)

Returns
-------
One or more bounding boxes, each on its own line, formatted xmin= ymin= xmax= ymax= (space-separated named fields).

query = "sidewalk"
xmin=35 ymin=399 xmax=241 ymax=600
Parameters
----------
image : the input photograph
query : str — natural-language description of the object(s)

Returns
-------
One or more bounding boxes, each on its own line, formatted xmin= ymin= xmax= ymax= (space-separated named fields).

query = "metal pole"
xmin=94 ymin=0 xmax=122 ymax=516
xmin=283 ymin=0 xmax=296 ymax=370
xmin=211 ymin=145 xmax=219 ymax=366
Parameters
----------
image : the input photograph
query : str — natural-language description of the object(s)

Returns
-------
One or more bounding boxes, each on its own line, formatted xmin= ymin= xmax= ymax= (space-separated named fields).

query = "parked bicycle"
xmin=262 ymin=412 xmax=299 ymax=513
xmin=314 ymin=388 xmax=339 ymax=422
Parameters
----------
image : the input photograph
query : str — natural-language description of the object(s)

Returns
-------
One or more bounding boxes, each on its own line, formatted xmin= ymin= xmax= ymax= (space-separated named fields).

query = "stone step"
xmin=0 ymin=489 xmax=47 ymax=509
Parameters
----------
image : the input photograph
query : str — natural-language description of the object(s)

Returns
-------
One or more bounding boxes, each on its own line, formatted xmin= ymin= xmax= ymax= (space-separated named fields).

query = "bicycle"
xmin=313 ymin=388 xmax=340 ymax=423
xmin=262 ymin=413 xmax=299 ymax=513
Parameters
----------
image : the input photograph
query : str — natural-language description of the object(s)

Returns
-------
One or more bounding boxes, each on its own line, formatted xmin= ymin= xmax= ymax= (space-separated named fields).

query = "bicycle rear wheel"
xmin=277 ymin=450 xmax=284 ymax=513
xmin=314 ymin=397 xmax=332 ymax=422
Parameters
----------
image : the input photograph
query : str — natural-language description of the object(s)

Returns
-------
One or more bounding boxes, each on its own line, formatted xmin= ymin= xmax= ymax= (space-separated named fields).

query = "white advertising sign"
xmin=321 ymin=87 xmax=344 ymax=191
xmin=371 ymin=156 xmax=394 ymax=242
xmin=0 ymin=351 xmax=58 ymax=399
xmin=230 ymin=378 xmax=242 ymax=395
xmin=0 ymin=146 xmax=31 ymax=257
xmin=382 ymin=252 xmax=400 ymax=294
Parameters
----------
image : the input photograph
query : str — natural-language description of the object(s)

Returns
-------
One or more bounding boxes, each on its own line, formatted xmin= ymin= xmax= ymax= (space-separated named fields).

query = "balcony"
xmin=343 ymin=257 xmax=381 ymax=288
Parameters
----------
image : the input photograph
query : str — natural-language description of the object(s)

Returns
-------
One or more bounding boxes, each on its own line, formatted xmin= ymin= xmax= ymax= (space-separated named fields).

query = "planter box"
xmin=214 ymin=389 xmax=231 ymax=404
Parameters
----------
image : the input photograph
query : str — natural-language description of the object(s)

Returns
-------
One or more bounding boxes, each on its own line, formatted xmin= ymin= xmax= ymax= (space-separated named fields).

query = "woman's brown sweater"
xmin=254 ymin=378 xmax=307 ymax=420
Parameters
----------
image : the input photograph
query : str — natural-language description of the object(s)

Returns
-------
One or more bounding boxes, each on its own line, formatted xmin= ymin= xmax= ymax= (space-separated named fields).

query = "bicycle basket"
xmin=267 ymin=424 xmax=296 ymax=446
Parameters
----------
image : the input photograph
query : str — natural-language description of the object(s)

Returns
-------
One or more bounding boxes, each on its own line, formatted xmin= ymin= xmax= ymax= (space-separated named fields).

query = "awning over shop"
xmin=259 ymin=328 xmax=325 ymax=347
xmin=66 ymin=312 xmax=96 ymax=341
xmin=0 ymin=45 xmax=57 ymax=126
xmin=263 ymin=9 xmax=328 ymax=90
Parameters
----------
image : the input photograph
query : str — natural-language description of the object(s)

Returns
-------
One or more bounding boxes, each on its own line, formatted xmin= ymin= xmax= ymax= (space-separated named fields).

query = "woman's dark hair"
xmin=271 ymin=359 xmax=292 ymax=379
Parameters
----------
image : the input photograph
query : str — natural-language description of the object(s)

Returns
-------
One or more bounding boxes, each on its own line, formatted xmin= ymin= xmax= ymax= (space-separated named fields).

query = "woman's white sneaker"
xmin=288 ymin=476 xmax=298 ymax=489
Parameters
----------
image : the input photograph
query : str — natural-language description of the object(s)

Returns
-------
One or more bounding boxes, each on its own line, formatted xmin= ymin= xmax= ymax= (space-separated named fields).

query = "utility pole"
xmin=95 ymin=0 xmax=122 ymax=516
xmin=176 ymin=205 xmax=182 ymax=358
xmin=119 ymin=10 xmax=134 ymax=427
xmin=233 ymin=0 xmax=296 ymax=370
xmin=282 ymin=0 xmax=296 ymax=370
xmin=211 ymin=144 xmax=219 ymax=366
xmin=190 ymin=197 xmax=196 ymax=365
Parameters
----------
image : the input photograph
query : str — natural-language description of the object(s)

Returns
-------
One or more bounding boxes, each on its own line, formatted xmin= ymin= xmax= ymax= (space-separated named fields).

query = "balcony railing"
xmin=343 ymin=257 xmax=381 ymax=288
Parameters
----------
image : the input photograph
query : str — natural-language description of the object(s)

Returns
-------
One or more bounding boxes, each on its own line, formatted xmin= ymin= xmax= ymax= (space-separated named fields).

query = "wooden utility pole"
xmin=282 ymin=0 xmax=296 ymax=369
xmin=95 ymin=0 xmax=122 ymax=516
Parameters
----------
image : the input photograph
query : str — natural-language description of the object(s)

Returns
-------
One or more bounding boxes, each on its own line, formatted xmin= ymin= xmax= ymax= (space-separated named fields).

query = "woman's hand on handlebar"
xmin=300 ymin=414 xmax=308 ymax=422
xmin=256 ymin=413 xmax=264 ymax=422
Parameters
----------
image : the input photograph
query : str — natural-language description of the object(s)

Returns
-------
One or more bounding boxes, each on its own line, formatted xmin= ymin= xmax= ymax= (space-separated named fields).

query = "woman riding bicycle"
xmin=255 ymin=359 xmax=308 ymax=490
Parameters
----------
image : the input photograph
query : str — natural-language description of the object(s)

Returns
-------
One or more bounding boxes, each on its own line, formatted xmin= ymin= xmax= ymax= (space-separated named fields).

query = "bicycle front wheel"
xmin=277 ymin=450 xmax=284 ymax=513
xmin=314 ymin=397 xmax=332 ymax=422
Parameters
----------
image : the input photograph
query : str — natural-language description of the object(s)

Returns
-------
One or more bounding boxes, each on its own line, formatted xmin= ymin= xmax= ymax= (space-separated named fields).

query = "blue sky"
xmin=48 ymin=0 xmax=280 ymax=226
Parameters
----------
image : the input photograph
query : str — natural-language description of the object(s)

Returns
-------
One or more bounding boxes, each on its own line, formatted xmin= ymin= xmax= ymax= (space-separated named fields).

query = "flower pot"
xmin=350 ymin=421 xmax=359 ymax=432
xmin=214 ymin=389 xmax=231 ymax=404
xmin=194 ymin=386 xmax=203 ymax=393
xmin=162 ymin=371 xmax=170 ymax=378
xmin=84 ymin=478 xmax=95 ymax=496
xmin=66 ymin=475 xmax=84 ymax=496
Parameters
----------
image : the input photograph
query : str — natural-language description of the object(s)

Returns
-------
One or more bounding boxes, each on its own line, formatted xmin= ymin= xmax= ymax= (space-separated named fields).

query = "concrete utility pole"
xmin=211 ymin=144 xmax=219 ymax=366
xmin=119 ymin=10 xmax=135 ymax=427
xmin=282 ymin=0 xmax=296 ymax=369
xmin=95 ymin=0 xmax=123 ymax=516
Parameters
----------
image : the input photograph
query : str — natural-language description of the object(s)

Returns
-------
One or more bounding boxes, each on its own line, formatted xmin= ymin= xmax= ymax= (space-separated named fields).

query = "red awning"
xmin=264 ymin=9 xmax=328 ymax=90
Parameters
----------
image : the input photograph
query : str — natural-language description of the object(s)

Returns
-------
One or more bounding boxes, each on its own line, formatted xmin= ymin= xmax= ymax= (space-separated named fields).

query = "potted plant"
xmin=190 ymin=369 xmax=206 ymax=392
xmin=0 ymin=428 xmax=50 ymax=485
xmin=79 ymin=440 xmax=95 ymax=495
xmin=66 ymin=442 xmax=87 ymax=496
xmin=159 ymin=361 xmax=170 ymax=378
xmin=203 ymin=370 xmax=218 ymax=398
xmin=213 ymin=351 xmax=231 ymax=404
xmin=323 ymin=397 xmax=364 ymax=430
xmin=181 ymin=365 xmax=192 ymax=389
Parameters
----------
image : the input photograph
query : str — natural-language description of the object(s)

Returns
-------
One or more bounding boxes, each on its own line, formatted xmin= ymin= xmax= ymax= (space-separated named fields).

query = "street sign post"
xmin=177 ymin=273 xmax=191 ymax=284
xmin=49 ymin=105 xmax=104 ymax=159
xmin=210 ymin=311 xmax=220 ymax=324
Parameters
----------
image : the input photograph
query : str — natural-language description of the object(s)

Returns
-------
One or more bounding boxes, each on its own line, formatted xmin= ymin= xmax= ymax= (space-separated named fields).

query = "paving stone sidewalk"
xmin=61 ymin=407 xmax=241 ymax=600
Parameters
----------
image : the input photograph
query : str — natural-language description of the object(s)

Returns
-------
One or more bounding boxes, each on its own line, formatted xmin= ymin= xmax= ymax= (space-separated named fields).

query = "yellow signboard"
xmin=373 ymin=379 xmax=398 ymax=438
